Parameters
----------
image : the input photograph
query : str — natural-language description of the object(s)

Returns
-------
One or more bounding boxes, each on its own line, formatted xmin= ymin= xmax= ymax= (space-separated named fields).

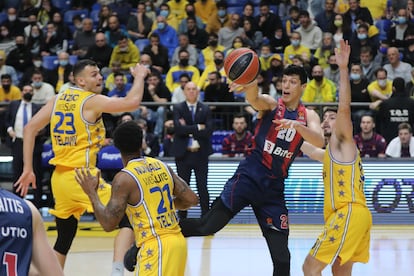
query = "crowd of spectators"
xmin=1 ymin=0 xmax=414 ymax=159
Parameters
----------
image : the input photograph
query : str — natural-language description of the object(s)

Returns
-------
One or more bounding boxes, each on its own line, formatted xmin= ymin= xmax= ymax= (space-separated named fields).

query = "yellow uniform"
xmin=309 ymin=145 xmax=372 ymax=265
xmin=124 ymin=157 xmax=187 ymax=276
xmin=49 ymin=87 xmax=111 ymax=219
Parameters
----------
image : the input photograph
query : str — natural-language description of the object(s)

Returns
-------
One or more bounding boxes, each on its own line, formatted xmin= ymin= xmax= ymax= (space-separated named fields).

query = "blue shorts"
xmin=220 ymin=171 xmax=289 ymax=234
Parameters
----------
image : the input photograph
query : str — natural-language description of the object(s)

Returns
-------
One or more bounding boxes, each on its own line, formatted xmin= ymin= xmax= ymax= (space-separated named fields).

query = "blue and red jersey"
xmin=353 ymin=132 xmax=387 ymax=158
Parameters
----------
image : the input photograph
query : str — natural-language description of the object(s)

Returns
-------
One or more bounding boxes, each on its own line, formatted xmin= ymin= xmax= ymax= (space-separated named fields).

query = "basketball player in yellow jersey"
xmin=14 ymin=60 xmax=149 ymax=272
xmin=75 ymin=121 xmax=199 ymax=276
xmin=278 ymin=40 xmax=372 ymax=275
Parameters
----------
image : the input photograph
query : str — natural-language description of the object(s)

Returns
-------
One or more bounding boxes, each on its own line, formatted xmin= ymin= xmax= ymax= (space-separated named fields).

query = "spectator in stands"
xmin=185 ymin=16 xmax=208 ymax=51
xmin=0 ymin=50 xmax=18 ymax=85
xmin=58 ymin=71 xmax=76 ymax=94
xmin=167 ymin=0 xmax=188 ymax=23
xmin=383 ymin=47 xmax=412 ymax=83
xmin=105 ymin=15 xmax=129 ymax=48
xmin=349 ymin=63 xmax=372 ymax=131
xmin=283 ymin=31 xmax=311 ymax=66
xmin=302 ymin=64 xmax=337 ymax=106
xmin=368 ymin=67 xmax=393 ymax=107
xmin=142 ymin=32 xmax=170 ymax=74
xmin=24 ymin=14 xmax=42 ymax=39
xmin=178 ymin=3 xmax=205 ymax=34
xmin=403 ymin=29 xmax=414 ymax=66
xmin=144 ymin=0 xmax=157 ymax=22
xmin=285 ymin=6 xmax=301 ymax=37
xmin=30 ymin=70 xmax=55 ymax=105
xmin=221 ymin=114 xmax=253 ymax=157
xmin=5 ymin=84 xmax=45 ymax=205
xmin=323 ymin=54 xmax=340 ymax=87
xmin=201 ymin=33 xmax=225 ymax=69
xmin=0 ymin=73 xmax=21 ymax=103
xmin=329 ymin=13 xmax=352 ymax=48
xmin=26 ymin=24 xmax=43 ymax=56
xmin=405 ymin=68 xmax=414 ymax=98
xmin=375 ymin=40 xmax=390 ymax=66
xmin=194 ymin=0 xmax=217 ymax=25
xmin=6 ymin=35 xmax=32 ymax=79
xmin=313 ymin=32 xmax=335 ymax=69
xmin=136 ymin=118 xmax=160 ymax=157
xmin=139 ymin=53 xmax=161 ymax=77
xmin=166 ymin=49 xmax=200 ymax=92
xmin=162 ymin=120 xmax=175 ymax=157
xmin=0 ymin=24 xmax=15 ymax=54
xmin=109 ymin=35 xmax=140 ymax=74
xmin=198 ymin=50 xmax=226 ymax=91
xmin=4 ymin=7 xmax=25 ymax=37
xmin=267 ymin=54 xmax=284 ymax=85
xmin=40 ymin=22 xmax=67 ymax=56
xmin=314 ymin=0 xmax=336 ymax=33
xmin=206 ymin=0 xmax=231 ymax=35
xmin=353 ymin=14 xmax=381 ymax=49
xmin=127 ymin=2 xmax=153 ymax=41
xmin=36 ymin=0 xmax=59 ymax=28
xmin=377 ymin=77 xmax=414 ymax=143
xmin=387 ymin=8 xmax=414 ymax=51
xmin=349 ymin=23 xmax=378 ymax=64
xmin=218 ymin=13 xmax=245 ymax=51
xmin=45 ymin=51 xmax=73 ymax=92
xmin=96 ymin=4 xmax=112 ymax=33
xmin=84 ymin=32 xmax=113 ymax=71
xmin=51 ymin=11 xmax=72 ymax=41
xmin=18 ymin=0 xmax=38 ymax=21
xmin=257 ymin=70 xmax=277 ymax=99
xmin=353 ymin=114 xmax=387 ymax=158
xmin=240 ymin=2 xmax=257 ymax=29
xmin=171 ymin=34 xmax=198 ymax=67
xmin=139 ymin=72 xmax=171 ymax=137
xmin=343 ymin=0 xmax=373 ymax=33
xmin=268 ymin=26 xmax=290 ymax=54
xmin=360 ymin=46 xmax=381 ymax=83
xmin=72 ymin=18 xmax=96 ymax=59
xmin=20 ymin=55 xmax=47 ymax=87
xmin=72 ymin=15 xmax=83 ymax=38
xmin=157 ymin=3 xmax=179 ymax=31
xmin=151 ymin=15 xmax=179 ymax=59
xmin=360 ymin=0 xmax=387 ymax=21
xmin=256 ymin=0 xmax=283 ymax=40
xmin=105 ymin=60 xmax=127 ymax=91
xmin=172 ymin=73 xmax=190 ymax=104
xmin=108 ymin=72 xmax=132 ymax=98
xmin=385 ymin=123 xmax=414 ymax=157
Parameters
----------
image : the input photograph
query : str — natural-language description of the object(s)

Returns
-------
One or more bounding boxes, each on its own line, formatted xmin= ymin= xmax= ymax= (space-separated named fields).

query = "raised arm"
xmin=230 ymin=80 xmax=278 ymax=111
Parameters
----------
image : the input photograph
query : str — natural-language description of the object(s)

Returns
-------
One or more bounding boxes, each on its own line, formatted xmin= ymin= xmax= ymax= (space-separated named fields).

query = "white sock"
xmin=111 ymin=261 xmax=124 ymax=276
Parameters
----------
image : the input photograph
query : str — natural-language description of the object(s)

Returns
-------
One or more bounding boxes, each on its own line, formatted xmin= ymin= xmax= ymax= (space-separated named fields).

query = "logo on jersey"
xmin=263 ymin=139 xmax=294 ymax=159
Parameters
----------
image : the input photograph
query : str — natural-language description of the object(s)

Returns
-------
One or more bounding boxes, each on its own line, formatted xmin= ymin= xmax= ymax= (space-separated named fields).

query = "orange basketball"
xmin=224 ymin=48 xmax=260 ymax=85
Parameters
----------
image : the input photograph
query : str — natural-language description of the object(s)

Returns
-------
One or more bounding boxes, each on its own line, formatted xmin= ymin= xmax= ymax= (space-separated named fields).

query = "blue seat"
xmin=41 ymin=144 xmax=55 ymax=168
xmin=226 ymin=0 xmax=247 ymax=7
xmin=134 ymin=38 xmax=150 ymax=52
xmin=0 ymin=12 xmax=7 ymax=24
xmin=69 ymin=55 xmax=78 ymax=65
xmin=97 ymin=145 xmax=123 ymax=171
xmin=227 ymin=6 xmax=243 ymax=15
xmin=198 ymin=53 xmax=205 ymax=72
xmin=63 ymin=9 xmax=89 ymax=24
xmin=211 ymin=130 xmax=233 ymax=153
xmin=42 ymin=55 xmax=59 ymax=70
xmin=90 ymin=9 xmax=100 ymax=24
xmin=52 ymin=0 xmax=72 ymax=12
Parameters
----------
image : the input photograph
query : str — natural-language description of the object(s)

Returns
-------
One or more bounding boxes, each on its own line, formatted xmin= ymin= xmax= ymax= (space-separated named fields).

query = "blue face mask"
xmin=59 ymin=60 xmax=68 ymax=66
xmin=218 ymin=10 xmax=226 ymax=18
xmin=350 ymin=73 xmax=361 ymax=81
xmin=291 ymin=39 xmax=300 ymax=47
xmin=145 ymin=6 xmax=151 ymax=12
xmin=160 ymin=10 xmax=169 ymax=18
xmin=32 ymin=81 xmax=43 ymax=88
xmin=157 ymin=22 xmax=165 ymax=30
xmin=379 ymin=46 xmax=388 ymax=55
xmin=398 ymin=16 xmax=407 ymax=25
xmin=357 ymin=33 xmax=367 ymax=40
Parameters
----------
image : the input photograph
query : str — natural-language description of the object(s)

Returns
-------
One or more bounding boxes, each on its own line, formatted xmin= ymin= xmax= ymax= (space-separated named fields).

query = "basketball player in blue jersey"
xmin=177 ymin=64 xmax=325 ymax=276
xmin=75 ymin=121 xmax=199 ymax=276
xmin=0 ymin=188 xmax=63 ymax=276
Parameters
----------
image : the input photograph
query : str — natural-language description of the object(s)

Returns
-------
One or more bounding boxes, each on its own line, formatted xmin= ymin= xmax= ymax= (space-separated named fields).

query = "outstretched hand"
xmin=75 ymin=168 xmax=100 ymax=196
xmin=130 ymin=63 xmax=150 ymax=80
xmin=228 ymin=80 xmax=257 ymax=94
xmin=14 ymin=170 xmax=36 ymax=197
xmin=335 ymin=40 xmax=351 ymax=69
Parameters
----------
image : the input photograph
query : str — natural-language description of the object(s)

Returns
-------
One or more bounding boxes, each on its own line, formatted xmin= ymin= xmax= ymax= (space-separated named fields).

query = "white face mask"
xmin=33 ymin=60 xmax=42 ymax=67
xmin=8 ymin=15 xmax=16 ymax=21
xmin=378 ymin=79 xmax=387 ymax=87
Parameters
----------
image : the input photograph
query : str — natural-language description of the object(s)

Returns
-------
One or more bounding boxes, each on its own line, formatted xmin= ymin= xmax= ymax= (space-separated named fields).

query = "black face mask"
xmin=23 ymin=93 xmax=33 ymax=101
xmin=16 ymin=44 xmax=24 ymax=49
xmin=2 ymin=84 xmax=10 ymax=91
xmin=214 ymin=58 xmax=223 ymax=65
xmin=187 ymin=10 xmax=195 ymax=17
xmin=179 ymin=59 xmax=189 ymax=66
xmin=330 ymin=64 xmax=339 ymax=71
xmin=407 ymin=39 xmax=414 ymax=46
xmin=313 ymin=75 xmax=323 ymax=82
xmin=208 ymin=40 xmax=218 ymax=47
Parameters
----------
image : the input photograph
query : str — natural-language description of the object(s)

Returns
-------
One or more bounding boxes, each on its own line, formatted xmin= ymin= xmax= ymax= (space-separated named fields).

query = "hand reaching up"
xmin=335 ymin=40 xmax=351 ymax=69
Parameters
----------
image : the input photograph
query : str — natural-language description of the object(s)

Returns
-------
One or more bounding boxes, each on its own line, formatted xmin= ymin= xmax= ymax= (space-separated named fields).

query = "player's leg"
xmin=263 ymin=228 xmax=291 ymax=276
xmin=112 ymin=227 xmax=134 ymax=276
xmin=331 ymin=258 xmax=354 ymax=276
xmin=54 ymin=215 xmax=78 ymax=267
xmin=175 ymin=157 xmax=192 ymax=220
xmin=193 ymin=157 xmax=210 ymax=216
xmin=302 ymin=254 xmax=328 ymax=276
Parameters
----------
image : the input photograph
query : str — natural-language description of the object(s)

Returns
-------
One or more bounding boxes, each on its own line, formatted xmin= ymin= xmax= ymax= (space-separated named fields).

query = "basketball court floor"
xmin=50 ymin=222 xmax=414 ymax=276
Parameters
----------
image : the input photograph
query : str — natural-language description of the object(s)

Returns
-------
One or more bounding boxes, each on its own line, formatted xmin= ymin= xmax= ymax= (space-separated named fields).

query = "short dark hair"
xmin=283 ymin=65 xmax=308 ymax=84
xmin=113 ymin=121 xmax=143 ymax=154
xmin=1 ymin=74 xmax=11 ymax=80
xmin=392 ymin=77 xmax=405 ymax=93
xmin=375 ymin=67 xmax=387 ymax=78
xmin=113 ymin=72 xmax=124 ymax=79
xmin=73 ymin=59 xmax=98 ymax=77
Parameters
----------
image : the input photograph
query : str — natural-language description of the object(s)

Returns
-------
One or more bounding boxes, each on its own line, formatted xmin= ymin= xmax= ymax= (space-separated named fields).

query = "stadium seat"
xmin=0 ymin=12 xmax=7 ymax=24
xmin=90 ymin=9 xmax=100 ymax=24
xmin=52 ymin=0 xmax=72 ymax=12
xmin=211 ymin=130 xmax=234 ymax=153
xmin=134 ymin=38 xmax=150 ymax=53
xmin=63 ymin=9 xmax=89 ymax=24
xmin=227 ymin=6 xmax=243 ymax=15
xmin=97 ymin=145 xmax=123 ymax=171
xmin=198 ymin=53 xmax=205 ymax=72
xmin=226 ymin=0 xmax=247 ymax=7
xmin=69 ymin=55 xmax=78 ymax=66
xmin=41 ymin=144 xmax=54 ymax=169
xmin=42 ymin=55 xmax=59 ymax=70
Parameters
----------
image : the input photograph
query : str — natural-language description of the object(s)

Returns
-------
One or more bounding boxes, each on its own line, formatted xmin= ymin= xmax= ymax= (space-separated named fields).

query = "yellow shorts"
xmin=309 ymin=203 xmax=372 ymax=265
xmin=136 ymin=234 xmax=187 ymax=276
xmin=49 ymin=166 xmax=111 ymax=220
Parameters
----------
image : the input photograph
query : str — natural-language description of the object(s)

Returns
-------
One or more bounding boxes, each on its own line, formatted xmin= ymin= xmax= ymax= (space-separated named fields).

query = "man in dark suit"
xmin=6 ymin=85 xmax=46 ymax=208
xmin=172 ymin=82 xmax=213 ymax=219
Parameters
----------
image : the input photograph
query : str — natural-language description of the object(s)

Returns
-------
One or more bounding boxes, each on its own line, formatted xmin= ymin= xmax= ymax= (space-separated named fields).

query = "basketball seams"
xmin=224 ymin=48 xmax=260 ymax=85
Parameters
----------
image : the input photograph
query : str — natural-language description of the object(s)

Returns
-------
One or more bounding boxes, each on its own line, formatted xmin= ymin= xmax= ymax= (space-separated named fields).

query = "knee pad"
xmin=53 ymin=215 xmax=78 ymax=255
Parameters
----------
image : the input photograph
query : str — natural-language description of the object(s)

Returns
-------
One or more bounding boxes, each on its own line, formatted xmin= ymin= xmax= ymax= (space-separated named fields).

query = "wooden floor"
xmin=52 ymin=224 xmax=414 ymax=276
